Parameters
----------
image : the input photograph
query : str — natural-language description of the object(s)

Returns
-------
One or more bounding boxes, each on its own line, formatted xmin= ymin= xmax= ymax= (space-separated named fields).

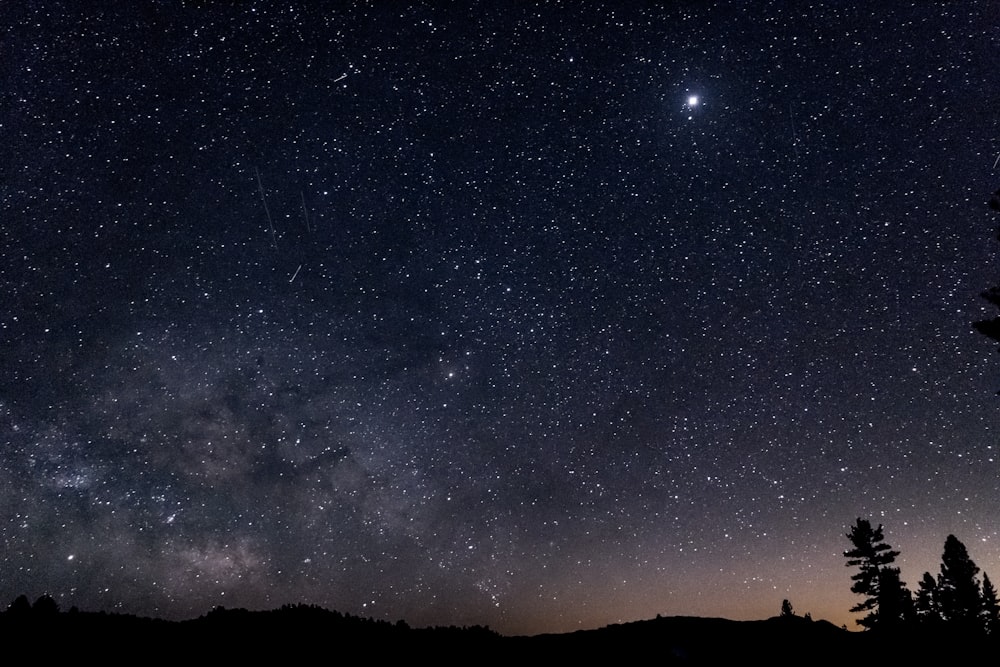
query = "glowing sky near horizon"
xmin=2 ymin=1 xmax=1000 ymax=636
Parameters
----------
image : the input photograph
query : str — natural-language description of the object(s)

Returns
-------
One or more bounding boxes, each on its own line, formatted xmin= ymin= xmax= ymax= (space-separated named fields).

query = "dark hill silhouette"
xmin=510 ymin=614 xmax=850 ymax=662
xmin=3 ymin=598 xmax=998 ymax=661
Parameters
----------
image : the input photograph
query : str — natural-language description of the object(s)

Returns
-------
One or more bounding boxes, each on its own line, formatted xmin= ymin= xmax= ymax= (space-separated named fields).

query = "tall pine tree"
xmin=844 ymin=518 xmax=907 ymax=630
xmin=937 ymin=535 xmax=982 ymax=633
xmin=974 ymin=189 xmax=1000 ymax=354
xmin=980 ymin=573 xmax=999 ymax=635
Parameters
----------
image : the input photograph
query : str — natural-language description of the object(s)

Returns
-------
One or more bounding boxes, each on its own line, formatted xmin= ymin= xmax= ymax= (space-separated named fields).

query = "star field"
xmin=2 ymin=1 xmax=1000 ymax=635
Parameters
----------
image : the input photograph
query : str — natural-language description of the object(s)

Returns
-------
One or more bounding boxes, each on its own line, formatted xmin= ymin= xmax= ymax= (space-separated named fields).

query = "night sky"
xmin=3 ymin=1 xmax=1000 ymax=635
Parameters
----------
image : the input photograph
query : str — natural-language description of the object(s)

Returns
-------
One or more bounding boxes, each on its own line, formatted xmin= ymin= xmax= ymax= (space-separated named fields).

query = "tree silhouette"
xmin=936 ymin=535 xmax=981 ymax=633
xmin=914 ymin=571 xmax=940 ymax=624
xmin=981 ymin=573 xmax=999 ymax=635
xmin=974 ymin=189 xmax=1000 ymax=365
xmin=32 ymin=594 xmax=59 ymax=616
xmin=844 ymin=518 xmax=905 ymax=630
xmin=780 ymin=599 xmax=795 ymax=618
xmin=6 ymin=594 xmax=31 ymax=616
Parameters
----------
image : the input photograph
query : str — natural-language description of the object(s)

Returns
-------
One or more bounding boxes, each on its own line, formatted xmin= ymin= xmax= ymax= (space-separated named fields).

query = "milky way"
xmin=2 ymin=2 xmax=1000 ymax=635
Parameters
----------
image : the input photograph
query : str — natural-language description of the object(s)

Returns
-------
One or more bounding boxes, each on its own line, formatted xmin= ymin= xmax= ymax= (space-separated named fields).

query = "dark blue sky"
xmin=2 ymin=1 xmax=999 ymax=634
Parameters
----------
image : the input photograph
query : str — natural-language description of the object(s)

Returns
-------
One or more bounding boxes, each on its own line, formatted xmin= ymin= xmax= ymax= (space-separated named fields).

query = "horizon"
xmin=4 ymin=524 xmax=983 ymax=636
xmin=2 ymin=1 xmax=999 ymax=638
xmin=3 ymin=589 xmax=857 ymax=636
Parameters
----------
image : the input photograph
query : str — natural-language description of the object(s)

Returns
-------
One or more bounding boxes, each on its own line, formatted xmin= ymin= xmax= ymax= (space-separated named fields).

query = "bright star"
xmin=687 ymin=95 xmax=699 ymax=107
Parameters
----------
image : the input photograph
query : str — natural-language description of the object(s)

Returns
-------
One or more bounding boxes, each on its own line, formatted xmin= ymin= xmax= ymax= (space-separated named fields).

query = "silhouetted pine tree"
xmin=974 ymin=189 xmax=1000 ymax=357
xmin=844 ymin=518 xmax=905 ymax=630
xmin=31 ymin=595 xmax=59 ymax=616
xmin=981 ymin=573 xmax=999 ymax=635
xmin=6 ymin=595 xmax=31 ymax=616
xmin=780 ymin=599 xmax=795 ymax=618
xmin=914 ymin=571 xmax=941 ymax=624
xmin=937 ymin=535 xmax=982 ymax=633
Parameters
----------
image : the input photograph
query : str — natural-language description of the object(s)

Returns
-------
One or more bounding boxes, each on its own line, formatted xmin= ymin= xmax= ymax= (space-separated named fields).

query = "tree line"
xmin=844 ymin=518 xmax=1000 ymax=634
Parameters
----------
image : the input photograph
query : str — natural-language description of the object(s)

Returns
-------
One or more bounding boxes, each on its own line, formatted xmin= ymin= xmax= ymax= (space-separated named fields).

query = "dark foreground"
xmin=1 ymin=605 xmax=995 ymax=662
